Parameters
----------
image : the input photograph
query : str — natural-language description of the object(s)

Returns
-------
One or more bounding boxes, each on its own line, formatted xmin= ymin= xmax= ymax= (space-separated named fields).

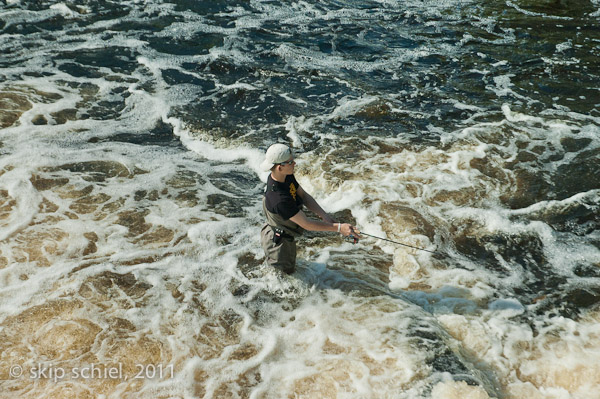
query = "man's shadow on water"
xmin=234 ymin=243 xmax=400 ymax=303
xmin=235 ymin=242 xmax=460 ymax=312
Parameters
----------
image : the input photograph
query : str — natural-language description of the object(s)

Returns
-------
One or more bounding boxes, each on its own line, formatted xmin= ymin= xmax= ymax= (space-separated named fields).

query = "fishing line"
xmin=354 ymin=231 xmax=440 ymax=254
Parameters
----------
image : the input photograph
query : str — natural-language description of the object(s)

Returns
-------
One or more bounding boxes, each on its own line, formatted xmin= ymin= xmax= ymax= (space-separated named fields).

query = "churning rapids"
xmin=1 ymin=0 xmax=599 ymax=398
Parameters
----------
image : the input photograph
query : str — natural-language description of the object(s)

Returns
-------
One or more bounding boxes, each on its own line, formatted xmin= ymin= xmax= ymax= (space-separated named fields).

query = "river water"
xmin=1 ymin=0 xmax=599 ymax=398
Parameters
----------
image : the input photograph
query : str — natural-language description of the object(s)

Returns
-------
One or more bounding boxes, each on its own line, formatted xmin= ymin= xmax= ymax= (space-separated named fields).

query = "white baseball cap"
xmin=260 ymin=143 xmax=292 ymax=171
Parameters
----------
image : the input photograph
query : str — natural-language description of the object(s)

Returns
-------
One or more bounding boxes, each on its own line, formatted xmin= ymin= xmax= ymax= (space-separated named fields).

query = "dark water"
xmin=1 ymin=1 xmax=599 ymax=398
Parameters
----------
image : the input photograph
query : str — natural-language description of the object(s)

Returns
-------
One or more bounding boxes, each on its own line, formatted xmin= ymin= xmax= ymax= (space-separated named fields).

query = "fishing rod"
xmin=349 ymin=231 xmax=440 ymax=254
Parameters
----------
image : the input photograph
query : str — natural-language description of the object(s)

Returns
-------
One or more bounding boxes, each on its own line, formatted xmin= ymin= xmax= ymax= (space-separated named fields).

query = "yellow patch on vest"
xmin=289 ymin=182 xmax=297 ymax=200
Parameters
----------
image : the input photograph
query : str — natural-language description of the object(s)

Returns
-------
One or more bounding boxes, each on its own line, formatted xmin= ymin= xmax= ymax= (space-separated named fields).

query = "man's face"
xmin=278 ymin=156 xmax=295 ymax=174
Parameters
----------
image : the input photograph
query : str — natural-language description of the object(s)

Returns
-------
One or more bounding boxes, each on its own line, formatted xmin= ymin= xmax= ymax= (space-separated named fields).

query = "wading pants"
xmin=260 ymin=223 xmax=296 ymax=274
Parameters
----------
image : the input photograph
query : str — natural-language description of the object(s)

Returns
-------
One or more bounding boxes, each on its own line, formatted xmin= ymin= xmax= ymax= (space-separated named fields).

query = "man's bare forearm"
xmin=302 ymin=192 xmax=333 ymax=222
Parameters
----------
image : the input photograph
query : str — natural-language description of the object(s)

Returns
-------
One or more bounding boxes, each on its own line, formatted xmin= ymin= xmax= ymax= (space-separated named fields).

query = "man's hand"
xmin=340 ymin=224 xmax=360 ymax=239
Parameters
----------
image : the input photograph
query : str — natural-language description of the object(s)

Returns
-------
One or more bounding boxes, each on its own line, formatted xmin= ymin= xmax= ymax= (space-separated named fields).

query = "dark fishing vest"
xmin=263 ymin=178 xmax=305 ymax=238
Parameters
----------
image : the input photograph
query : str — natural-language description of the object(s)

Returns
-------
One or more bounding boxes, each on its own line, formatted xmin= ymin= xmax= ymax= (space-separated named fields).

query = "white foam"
xmin=439 ymin=310 xmax=600 ymax=399
xmin=506 ymin=1 xmax=573 ymax=20
xmin=327 ymin=95 xmax=379 ymax=121
xmin=556 ymin=40 xmax=573 ymax=53
xmin=492 ymin=75 xmax=514 ymax=97
xmin=280 ymin=93 xmax=308 ymax=106
xmin=171 ymin=121 xmax=266 ymax=178
xmin=0 ymin=166 xmax=43 ymax=242
xmin=273 ymin=43 xmax=395 ymax=74
xmin=454 ymin=101 xmax=486 ymax=112
xmin=216 ymin=82 xmax=260 ymax=92
xmin=241 ymin=292 xmax=433 ymax=398
xmin=431 ymin=379 xmax=490 ymax=399
xmin=284 ymin=115 xmax=311 ymax=149
xmin=49 ymin=3 xmax=78 ymax=17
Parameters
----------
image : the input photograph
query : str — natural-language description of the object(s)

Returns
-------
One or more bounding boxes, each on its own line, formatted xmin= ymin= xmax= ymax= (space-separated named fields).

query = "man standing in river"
xmin=260 ymin=144 xmax=360 ymax=274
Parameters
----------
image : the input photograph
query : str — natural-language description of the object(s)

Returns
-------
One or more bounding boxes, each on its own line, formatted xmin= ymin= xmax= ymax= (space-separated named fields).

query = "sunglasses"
xmin=278 ymin=158 xmax=295 ymax=166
